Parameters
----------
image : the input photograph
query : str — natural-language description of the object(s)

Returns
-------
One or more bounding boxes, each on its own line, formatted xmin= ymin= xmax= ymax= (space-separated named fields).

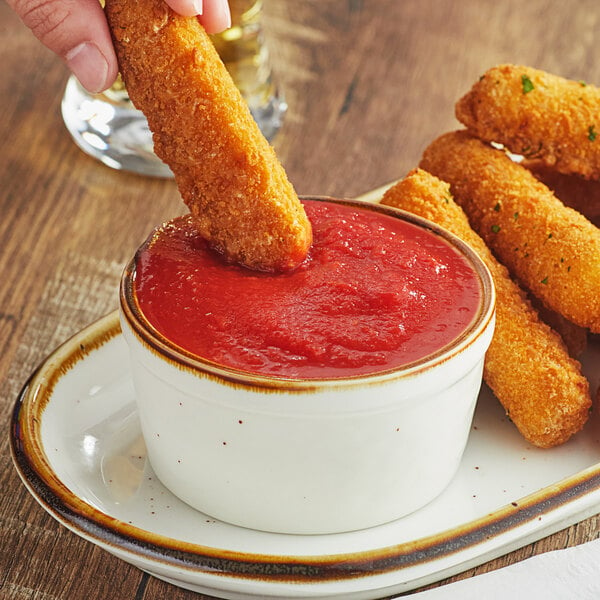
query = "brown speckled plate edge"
xmin=10 ymin=311 xmax=600 ymax=596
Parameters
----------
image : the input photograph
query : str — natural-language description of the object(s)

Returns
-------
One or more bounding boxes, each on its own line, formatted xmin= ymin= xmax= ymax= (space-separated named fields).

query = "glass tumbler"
xmin=61 ymin=0 xmax=287 ymax=178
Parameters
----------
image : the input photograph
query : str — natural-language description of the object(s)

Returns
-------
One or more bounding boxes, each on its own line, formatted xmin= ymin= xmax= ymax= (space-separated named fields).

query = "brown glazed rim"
xmin=120 ymin=196 xmax=496 ymax=391
xmin=10 ymin=310 xmax=600 ymax=586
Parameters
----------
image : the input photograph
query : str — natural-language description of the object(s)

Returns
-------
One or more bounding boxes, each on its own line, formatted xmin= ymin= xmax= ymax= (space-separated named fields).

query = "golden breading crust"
xmin=104 ymin=0 xmax=312 ymax=272
xmin=380 ymin=168 xmax=591 ymax=448
xmin=419 ymin=131 xmax=600 ymax=333
xmin=456 ymin=64 xmax=600 ymax=180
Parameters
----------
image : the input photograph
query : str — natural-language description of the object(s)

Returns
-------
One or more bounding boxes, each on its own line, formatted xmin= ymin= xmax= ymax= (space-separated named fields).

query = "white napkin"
xmin=405 ymin=538 xmax=600 ymax=599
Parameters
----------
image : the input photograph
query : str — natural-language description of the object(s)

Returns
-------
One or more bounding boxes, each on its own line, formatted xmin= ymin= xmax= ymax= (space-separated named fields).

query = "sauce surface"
xmin=134 ymin=200 xmax=482 ymax=379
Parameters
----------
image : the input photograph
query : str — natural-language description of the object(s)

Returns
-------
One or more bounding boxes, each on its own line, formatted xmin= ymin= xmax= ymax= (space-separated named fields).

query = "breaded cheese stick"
xmin=524 ymin=160 xmax=600 ymax=228
xmin=529 ymin=298 xmax=588 ymax=358
xmin=419 ymin=131 xmax=600 ymax=333
xmin=380 ymin=168 xmax=591 ymax=448
xmin=456 ymin=64 xmax=600 ymax=180
xmin=105 ymin=0 xmax=311 ymax=272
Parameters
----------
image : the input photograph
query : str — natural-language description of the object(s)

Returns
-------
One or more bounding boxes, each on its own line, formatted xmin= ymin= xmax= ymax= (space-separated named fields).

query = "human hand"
xmin=7 ymin=0 xmax=232 ymax=93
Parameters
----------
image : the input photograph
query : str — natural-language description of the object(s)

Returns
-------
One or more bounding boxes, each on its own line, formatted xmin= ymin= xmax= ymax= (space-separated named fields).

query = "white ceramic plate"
xmin=11 ymin=310 xmax=600 ymax=600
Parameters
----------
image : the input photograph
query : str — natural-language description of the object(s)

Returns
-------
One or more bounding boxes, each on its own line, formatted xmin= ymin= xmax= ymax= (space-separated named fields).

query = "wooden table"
xmin=1 ymin=0 xmax=599 ymax=597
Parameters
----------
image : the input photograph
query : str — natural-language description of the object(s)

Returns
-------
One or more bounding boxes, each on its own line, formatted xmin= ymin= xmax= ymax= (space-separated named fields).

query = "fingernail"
xmin=194 ymin=0 xmax=203 ymax=14
xmin=65 ymin=42 xmax=110 ymax=94
xmin=220 ymin=0 xmax=231 ymax=28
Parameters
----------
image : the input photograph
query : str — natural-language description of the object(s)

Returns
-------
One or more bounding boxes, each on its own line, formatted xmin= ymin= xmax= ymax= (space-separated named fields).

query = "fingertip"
xmin=198 ymin=0 xmax=231 ymax=33
xmin=164 ymin=0 xmax=204 ymax=17
xmin=162 ymin=0 xmax=231 ymax=31
xmin=66 ymin=41 xmax=117 ymax=93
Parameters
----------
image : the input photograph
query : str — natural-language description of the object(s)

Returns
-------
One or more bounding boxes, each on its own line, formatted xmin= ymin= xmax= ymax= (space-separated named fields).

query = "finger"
xmin=198 ymin=0 xmax=231 ymax=33
xmin=164 ymin=0 xmax=231 ymax=32
xmin=164 ymin=0 xmax=204 ymax=17
xmin=8 ymin=0 xmax=118 ymax=92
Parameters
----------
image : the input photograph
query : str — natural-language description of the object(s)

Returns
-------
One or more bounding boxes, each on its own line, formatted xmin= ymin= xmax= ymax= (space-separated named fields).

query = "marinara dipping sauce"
xmin=132 ymin=199 xmax=482 ymax=379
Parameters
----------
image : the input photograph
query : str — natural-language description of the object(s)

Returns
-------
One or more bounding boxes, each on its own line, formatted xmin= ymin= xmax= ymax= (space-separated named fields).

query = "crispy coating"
xmin=455 ymin=65 xmax=600 ymax=179
xmin=419 ymin=131 xmax=600 ymax=333
xmin=524 ymin=160 xmax=600 ymax=228
xmin=456 ymin=64 xmax=600 ymax=180
xmin=380 ymin=168 xmax=591 ymax=448
xmin=104 ymin=0 xmax=311 ymax=272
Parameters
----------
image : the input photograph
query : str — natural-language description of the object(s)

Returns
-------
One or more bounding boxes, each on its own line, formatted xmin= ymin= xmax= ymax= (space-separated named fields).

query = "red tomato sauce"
xmin=134 ymin=200 xmax=482 ymax=379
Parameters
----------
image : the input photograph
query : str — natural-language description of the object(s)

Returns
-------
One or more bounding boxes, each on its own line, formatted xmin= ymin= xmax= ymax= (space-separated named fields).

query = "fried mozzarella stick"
xmin=419 ymin=131 xmax=600 ymax=333
xmin=456 ymin=64 xmax=600 ymax=180
xmin=529 ymin=298 xmax=588 ymax=359
xmin=524 ymin=160 xmax=600 ymax=228
xmin=380 ymin=169 xmax=591 ymax=448
xmin=105 ymin=0 xmax=311 ymax=272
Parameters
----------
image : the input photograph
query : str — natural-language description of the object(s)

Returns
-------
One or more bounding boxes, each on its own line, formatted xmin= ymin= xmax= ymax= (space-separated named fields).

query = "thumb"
xmin=8 ymin=0 xmax=118 ymax=92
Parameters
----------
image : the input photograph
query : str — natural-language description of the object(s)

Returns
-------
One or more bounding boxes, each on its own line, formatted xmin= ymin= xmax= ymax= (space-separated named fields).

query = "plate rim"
xmin=10 ymin=310 xmax=600 ymax=586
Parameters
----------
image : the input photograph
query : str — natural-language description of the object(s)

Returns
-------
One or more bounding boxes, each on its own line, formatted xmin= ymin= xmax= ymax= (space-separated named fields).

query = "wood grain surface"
xmin=1 ymin=0 xmax=599 ymax=598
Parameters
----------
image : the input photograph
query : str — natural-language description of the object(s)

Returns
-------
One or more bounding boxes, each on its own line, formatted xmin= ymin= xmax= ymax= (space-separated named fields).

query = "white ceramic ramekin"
xmin=119 ymin=198 xmax=495 ymax=535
